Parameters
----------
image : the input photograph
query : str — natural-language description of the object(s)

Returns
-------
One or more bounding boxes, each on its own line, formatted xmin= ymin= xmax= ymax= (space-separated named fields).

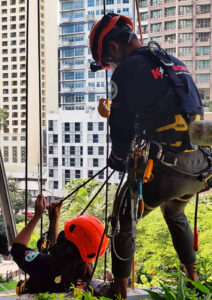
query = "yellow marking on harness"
xmin=16 ymin=280 xmax=26 ymax=295
xmin=144 ymin=202 xmax=155 ymax=211
xmin=176 ymin=197 xmax=190 ymax=202
xmin=156 ymin=115 xmax=188 ymax=133
xmin=170 ymin=141 xmax=182 ymax=147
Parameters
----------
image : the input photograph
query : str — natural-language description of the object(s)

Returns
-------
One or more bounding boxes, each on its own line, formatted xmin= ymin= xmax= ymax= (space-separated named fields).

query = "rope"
xmin=55 ymin=166 xmax=108 ymax=207
xmin=84 ymin=227 xmax=107 ymax=292
xmin=80 ymin=170 xmax=115 ymax=215
xmin=103 ymin=0 xmax=110 ymax=283
xmin=24 ymin=0 xmax=29 ymax=226
xmin=37 ymin=0 xmax=43 ymax=237
xmin=135 ymin=0 xmax=144 ymax=44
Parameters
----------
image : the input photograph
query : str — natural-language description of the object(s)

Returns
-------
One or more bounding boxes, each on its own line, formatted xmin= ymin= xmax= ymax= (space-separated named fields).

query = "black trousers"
xmin=112 ymin=150 xmax=208 ymax=278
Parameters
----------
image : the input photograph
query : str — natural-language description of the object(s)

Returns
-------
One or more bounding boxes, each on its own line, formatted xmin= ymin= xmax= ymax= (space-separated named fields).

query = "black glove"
xmin=108 ymin=152 xmax=125 ymax=172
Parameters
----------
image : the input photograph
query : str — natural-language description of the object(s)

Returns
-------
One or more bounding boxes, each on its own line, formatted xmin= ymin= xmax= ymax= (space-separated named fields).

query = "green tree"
xmin=0 ymin=108 xmax=8 ymax=130
xmin=8 ymin=177 xmax=32 ymax=214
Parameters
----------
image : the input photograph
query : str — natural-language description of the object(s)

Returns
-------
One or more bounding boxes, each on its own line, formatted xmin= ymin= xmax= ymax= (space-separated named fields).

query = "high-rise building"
xmin=46 ymin=0 xmax=133 ymax=196
xmin=0 ymin=0 xmax=58 ymax=185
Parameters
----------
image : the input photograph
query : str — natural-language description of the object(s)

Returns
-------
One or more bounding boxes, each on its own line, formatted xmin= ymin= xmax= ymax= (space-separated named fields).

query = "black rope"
xmin=84 ymin=227 xmax=107 ymax=292
xmin=194 ymin=192 xmax=199 ymax=229
xmin=103 ymin=0 xmax=110 ymax=282
xmin=24 ymin=0 xmax=29 ymax=226
xmin=55 ymin=166 xmax=108 ymax=207
xmin=37 ymin=0 xmax=43 ymax=237
xmin=80 ymin=170 xmax=115 ymax=215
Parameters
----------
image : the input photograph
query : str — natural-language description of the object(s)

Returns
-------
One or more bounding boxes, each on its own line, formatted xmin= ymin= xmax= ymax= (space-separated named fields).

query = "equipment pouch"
xmin=197 ymin=167 xmax=212 ymax=189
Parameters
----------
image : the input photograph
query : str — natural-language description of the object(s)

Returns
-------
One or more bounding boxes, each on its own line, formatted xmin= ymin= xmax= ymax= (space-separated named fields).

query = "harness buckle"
xmin=161 ymin=152 xmax=178 ymax=167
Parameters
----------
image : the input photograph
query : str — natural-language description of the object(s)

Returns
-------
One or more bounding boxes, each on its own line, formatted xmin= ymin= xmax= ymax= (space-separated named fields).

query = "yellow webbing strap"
xmin=16 ymin=280 xmax=26 ymax=295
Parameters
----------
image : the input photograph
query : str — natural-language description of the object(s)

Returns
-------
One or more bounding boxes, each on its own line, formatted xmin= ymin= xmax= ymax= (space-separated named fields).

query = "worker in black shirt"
xmin=90 ymin=13 xmax=210 ymax=299
xmin=11 ymin=195 xmax=112 ymax=296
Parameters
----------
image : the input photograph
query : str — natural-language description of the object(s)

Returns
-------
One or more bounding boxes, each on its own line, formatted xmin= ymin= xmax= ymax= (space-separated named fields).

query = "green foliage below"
xmin=35 ymin=285 xmax=112 ymax=300
xmin=16 ymin=179 xmax=212 ymax=298
xmin=8 ymin=177 xmax=32 ymax=214
xmin=135 ymin=193 xmax=212 ymax=282
xmin=0 ymin=280 xmax=18 ymax=291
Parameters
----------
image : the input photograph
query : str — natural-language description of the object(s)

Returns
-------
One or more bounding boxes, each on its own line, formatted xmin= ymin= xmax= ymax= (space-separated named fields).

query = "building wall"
xmin=0 ymin=0 xmax=58 ymax=179
xmin=47 ymin=110 xmax=122 ymax=197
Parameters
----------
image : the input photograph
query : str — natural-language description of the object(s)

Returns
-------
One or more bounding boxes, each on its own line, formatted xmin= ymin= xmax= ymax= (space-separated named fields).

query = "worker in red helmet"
xmin=11 ymin=195 xmax=112 ymax=296
xmin=90 ymin=13 xmax=210 ymax=299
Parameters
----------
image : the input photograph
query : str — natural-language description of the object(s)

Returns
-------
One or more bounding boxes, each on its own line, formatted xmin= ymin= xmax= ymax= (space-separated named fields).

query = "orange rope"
xmin=135 ymin=0 xmax=144 ymax=45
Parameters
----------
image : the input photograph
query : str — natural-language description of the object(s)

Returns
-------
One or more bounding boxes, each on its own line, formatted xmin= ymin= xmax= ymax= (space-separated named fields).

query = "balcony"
xmin=86 ymin=14 xmax=96 ymax=21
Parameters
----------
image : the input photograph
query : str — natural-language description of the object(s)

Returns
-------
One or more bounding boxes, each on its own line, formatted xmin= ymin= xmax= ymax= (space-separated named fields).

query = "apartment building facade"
xmin=46 ymin=0 xmax=133 ymax=196
xmin=0 ymin=0 xmax=58 ymax=182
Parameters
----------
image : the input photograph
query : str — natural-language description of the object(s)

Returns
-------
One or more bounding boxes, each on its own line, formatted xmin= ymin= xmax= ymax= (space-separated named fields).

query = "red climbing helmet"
xmin=64 ymin=215 xmax=109 ymax=263
xmin=89 ymin=13 xmax=134 ymax=69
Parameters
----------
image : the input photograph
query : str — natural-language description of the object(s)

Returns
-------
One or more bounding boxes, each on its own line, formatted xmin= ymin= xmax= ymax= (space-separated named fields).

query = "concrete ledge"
xmin=0 ymin=288 xmax=152 ymax=299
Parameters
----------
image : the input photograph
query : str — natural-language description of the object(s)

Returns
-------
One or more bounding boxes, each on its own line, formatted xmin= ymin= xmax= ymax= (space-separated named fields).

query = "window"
xmin=75 ymin=122 xmax=80 ymax=131
xmin=196 ymin=5 xmax=211 ymax=15
xmin=98 ymin=146 xmax=104 ymax=155
xmin=178 ymin=5 xmax=193 ymax=16
xmin=93 ymin=134 xmax=98 ymax=143
xmin=88 ymin=0 xmax=94 ymax=7
xmin=53 ymin=135 xmax=58 ymax=144
xmin=75 ymin=170 xmax=81 ymax=179
xmin=70 ymin=146 xmax=75 ymax=155
xmin=88 ymin=170 xmax=93 ymax=178
xmin=196 ymin=19 xmax=210 ymax=28
xmin=151 ymin=23 xmax=162 ymax=33
xmin=75 ymin=134 xmax=80 ymax=143
xmin=165 ymin=7 xmax=176 ymax=17
xmin=139 ymin=0 xmax=148 ymax=8
xmin=49 ymin=169 xmax=54 ymax=177
xmin=179 ymin=33 xmax=193 ymax=43
xmin=65 ymin=135 xmax=70 ymax=143
xmin=53 ymin=181 xmax=58 ymax=189
xmin=151 ymin=9 xmax=162 ymax=19
xmin=196 ymin=60 xmax=210 ymax=70
xmin=179 ymin=19 xmax=192 ymax=29
xmin=49 ymin=146 xmax=54 ymax=154
xmin=62 ymin=24 xmax=84 ymax=34
xmin=88 ymin=122 xmax=93 ymax=131
xmin=12 ymin=146 xmax=18 ymax=163
xmin=88 ymin=146 xmax=93 ymax=155
xmin=150 ymin=0 xmax=162 ymax=6
xmin=64 ymin=122 xmax=70 ymax=131
xmin=196 ymin=46 xmax=210 ymax=56
xmin=196 ymin=74 xmax=210 ymax=83
xmin=21 ymin=147 xmax=25 ymax=163
xmin=178 ymin=47 xmax=193 ymax=57
xmin=165 ymin=21 xmax=176 ymax=30
xmin=98 ymin=122 xmax=104 ymax=131
xmin=99 ymin=171 xmax=104 ymax=179
xmin=53 ymin=158 xmax=58 ymax=167
xmin=88 ymin=93 xmax=95 ymax=102
xmin=3 ymin=147 xmax=8 ymax=163
xmin=196 ymin=32 xmax=210 ymax=42
xmin=93 ymin=159 xmax=99 ymax=167
xmin=165 ymin=34 xmax=176 ymax=43
xmin=70 ymin=158 xmax=75 ymax=166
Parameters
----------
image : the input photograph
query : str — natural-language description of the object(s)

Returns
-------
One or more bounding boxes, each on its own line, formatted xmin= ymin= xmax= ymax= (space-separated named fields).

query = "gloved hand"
xmin=108 ymin=152 xmax=125 ymax=172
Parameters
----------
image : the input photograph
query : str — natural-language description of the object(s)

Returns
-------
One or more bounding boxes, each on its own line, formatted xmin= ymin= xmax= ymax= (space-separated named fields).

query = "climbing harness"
xmin=16 ymin=280 xmax=27 ymax=295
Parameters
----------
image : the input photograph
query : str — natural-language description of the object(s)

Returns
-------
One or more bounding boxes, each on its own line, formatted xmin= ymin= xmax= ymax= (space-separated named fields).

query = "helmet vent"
xmin=69 ymin=224 xmax=76 ymax=232
xmin=87 ymin=253 xmax=95 ymax=259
